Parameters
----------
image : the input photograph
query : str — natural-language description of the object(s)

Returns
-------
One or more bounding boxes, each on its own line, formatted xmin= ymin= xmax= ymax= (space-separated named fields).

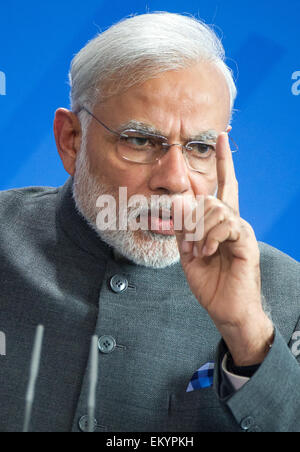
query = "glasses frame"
xmin=77 ymin=106 xmax=238 ymax=173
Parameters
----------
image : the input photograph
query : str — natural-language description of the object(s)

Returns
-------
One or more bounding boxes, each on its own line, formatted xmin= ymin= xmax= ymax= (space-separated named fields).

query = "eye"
xmin=188 ymin=142 xmax=215 ymax=158
xmin=126 ymin=136 xmax=151 ymax=148
xmin=120 ymin=132 xmax=162 ymax=150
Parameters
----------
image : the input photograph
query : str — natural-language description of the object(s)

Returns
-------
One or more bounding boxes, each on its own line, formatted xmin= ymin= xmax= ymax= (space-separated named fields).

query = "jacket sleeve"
xmin=214 ymin=321 xmax=300 ymax=432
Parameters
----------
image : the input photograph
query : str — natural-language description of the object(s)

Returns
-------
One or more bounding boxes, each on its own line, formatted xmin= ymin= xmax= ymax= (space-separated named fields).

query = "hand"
xmin=172 ymin=133 xmax=274 ymax=366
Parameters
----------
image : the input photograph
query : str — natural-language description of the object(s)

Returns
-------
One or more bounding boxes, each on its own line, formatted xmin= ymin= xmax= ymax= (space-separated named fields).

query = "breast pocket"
xmin=167 ymin=387 xmax=238 ymax=432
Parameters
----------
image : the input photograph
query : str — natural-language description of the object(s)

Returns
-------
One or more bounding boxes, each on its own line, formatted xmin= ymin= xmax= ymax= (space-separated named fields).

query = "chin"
xmin=99 ymin=228 xmax=180 ymax=268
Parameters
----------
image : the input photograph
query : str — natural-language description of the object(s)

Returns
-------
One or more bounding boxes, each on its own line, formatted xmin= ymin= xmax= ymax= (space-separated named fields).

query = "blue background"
xmin=0 ymin=0 xmax=299 ymax=261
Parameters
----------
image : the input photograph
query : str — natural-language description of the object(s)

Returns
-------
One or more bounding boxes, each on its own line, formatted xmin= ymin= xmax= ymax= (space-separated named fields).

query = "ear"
xmin=53 ymin=108 xmax=82 ymax=177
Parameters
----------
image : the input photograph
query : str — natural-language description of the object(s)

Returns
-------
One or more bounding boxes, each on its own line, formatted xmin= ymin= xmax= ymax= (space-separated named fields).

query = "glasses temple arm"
xmin=75 ymin=106 xmax=120 ymax=137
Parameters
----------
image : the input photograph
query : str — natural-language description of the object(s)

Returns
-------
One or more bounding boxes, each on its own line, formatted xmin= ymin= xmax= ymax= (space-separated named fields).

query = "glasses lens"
xmin=185 ymin=142 xmax=216 ymax=172
xmin=117 ymin=131 xmax=238 ymax=171
xmin=118 ymin=131 xmax=166 ymax=163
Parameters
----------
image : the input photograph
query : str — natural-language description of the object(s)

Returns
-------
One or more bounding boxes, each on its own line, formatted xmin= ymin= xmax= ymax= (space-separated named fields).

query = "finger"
xmin=193 ymin=219 xmax=240 ymax=257
xmin=173 ymin=195 xmax=231 ymax=257
xmin=191 ymin=203 xmax=227 ymax=256
xmin=191 ymin=196 xmax=235 ymax=252
xmin=203 ymin=203 xmax=227 ymax=230
xmin=171 ymin=196 xmax=195 ymax=258
xmin=216 ymin=132 xmax=240 ymax=215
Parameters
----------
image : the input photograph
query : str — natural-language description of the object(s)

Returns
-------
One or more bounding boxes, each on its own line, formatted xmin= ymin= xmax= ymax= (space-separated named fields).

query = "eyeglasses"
xmin=78 ymin=106 xmax=238 ymax=173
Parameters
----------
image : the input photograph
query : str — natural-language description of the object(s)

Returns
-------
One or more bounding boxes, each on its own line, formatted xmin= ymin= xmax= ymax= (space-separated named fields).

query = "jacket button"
xmin=78 ymin=415 xmax=97 ymax=432
xmin=240 ymin=416 xmax=255 ymax=431
xmin=109 ymin=274 xmax=128 ymax=293
xmin=98 ymin=335 xmax=116 ymax=354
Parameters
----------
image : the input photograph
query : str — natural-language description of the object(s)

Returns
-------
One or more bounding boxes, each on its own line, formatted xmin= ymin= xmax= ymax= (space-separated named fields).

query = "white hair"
xmin=69 ymin=12 xmax=237 ymax=120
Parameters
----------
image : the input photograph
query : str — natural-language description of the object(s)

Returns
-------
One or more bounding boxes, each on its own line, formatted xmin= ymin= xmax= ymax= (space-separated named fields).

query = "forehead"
xmin=95 ymin=62 xmax=231 ymax=136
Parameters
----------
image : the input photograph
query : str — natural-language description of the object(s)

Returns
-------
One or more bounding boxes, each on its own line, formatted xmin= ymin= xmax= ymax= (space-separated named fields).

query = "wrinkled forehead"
xmin=94 ymin=63 xmax=231 ymax=136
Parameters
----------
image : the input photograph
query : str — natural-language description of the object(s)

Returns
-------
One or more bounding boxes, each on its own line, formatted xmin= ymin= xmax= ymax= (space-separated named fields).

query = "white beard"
xmin=72 ymin=139 xmax=180 ymax=269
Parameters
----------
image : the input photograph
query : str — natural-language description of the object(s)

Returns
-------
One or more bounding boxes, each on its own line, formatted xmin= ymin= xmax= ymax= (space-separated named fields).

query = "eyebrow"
xmin=190 ymin=130 xmax=218 ymax=143
xmin=116 ymin=120 xmax=218 ymax=142
xmin=116 ymin=120 xmax=164 ymax=136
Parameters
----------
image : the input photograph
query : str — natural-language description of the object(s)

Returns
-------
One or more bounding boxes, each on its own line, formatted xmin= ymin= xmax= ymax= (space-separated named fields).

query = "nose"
xmin=148 ymin=145 xmax=191 ymax=194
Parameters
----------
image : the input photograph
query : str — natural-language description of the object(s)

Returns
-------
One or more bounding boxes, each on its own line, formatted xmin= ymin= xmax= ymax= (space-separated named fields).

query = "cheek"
xmin=87 ymin=140 xmax=151 ymax=192
xmin=118 ymin=167 xmax=151 ymax=195
xmin=189 ymin=170 xmax=218 ymax=197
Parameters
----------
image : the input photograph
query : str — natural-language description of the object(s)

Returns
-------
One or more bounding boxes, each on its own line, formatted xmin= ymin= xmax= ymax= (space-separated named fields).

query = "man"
xmin=0 ymin=12 xmax=299 ymax=433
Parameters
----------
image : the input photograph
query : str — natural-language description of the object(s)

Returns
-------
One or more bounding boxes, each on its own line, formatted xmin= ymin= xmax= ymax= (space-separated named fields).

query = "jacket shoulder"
xmin=0 ymin=185 xmax=59 ymax=203
xmin=0 ymin=185 xmax=62 ymax=253
xmin=258 ymin=241 xmax=299 ymax=338
xmin=0 ymin=185 xmax=60 ymax=221
xmin=258 ymin=241 xmax=299 ymax=277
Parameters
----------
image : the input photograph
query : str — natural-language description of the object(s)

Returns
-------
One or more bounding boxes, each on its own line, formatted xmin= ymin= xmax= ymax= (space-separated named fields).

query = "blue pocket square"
xmin=186 ymin=362 xmax=215 ymax=392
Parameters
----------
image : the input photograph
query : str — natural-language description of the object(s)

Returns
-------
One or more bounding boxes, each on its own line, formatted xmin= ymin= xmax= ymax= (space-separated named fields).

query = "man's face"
xmin=73 ymin=61 xmax=231 ymax=267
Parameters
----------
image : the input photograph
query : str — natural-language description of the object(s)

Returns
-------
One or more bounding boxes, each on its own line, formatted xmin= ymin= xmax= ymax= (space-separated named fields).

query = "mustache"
xmin=128 ymin=198 xmax=173 ymax=221
xmin=126 ymin=194 xmax=199 ymax=225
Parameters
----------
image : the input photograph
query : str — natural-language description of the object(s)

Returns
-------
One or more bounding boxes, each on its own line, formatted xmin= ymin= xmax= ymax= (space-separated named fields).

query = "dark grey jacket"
xmin=0 ymin=178 xmax=299 ymax=432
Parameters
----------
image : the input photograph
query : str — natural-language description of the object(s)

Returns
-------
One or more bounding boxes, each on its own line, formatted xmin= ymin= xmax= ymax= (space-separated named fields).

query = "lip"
xmin=146 ymin=211 xmax=175 ymax=235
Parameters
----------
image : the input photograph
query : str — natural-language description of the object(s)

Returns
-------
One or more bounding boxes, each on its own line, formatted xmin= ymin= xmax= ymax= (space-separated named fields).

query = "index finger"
xmin=216 ymin=132 xmax=239 ymax=215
